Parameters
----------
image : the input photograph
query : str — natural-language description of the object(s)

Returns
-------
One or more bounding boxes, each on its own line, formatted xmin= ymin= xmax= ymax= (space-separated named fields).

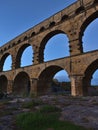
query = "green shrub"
xmin=16 ymin=111 xmax=88 ymax=130
xmin=16 ymin=112 xmax=59 ymax=130
xmin=39 ymin=105 xmax=61 ymax=113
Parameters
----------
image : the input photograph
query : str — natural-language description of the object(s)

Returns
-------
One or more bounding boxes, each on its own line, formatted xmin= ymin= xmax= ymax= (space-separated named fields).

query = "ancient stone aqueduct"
xmin=0 ymin=0 xmax=98 ymax=96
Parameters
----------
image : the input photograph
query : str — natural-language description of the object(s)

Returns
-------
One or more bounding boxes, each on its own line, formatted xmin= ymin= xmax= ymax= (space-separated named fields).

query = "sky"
xmin=0 ymin=0 xmax=98 ymax=84
xmin=0 ymin=0 xmax=76 ymax=44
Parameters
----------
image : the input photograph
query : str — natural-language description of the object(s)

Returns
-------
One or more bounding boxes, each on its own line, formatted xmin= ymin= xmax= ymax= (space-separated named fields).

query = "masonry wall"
xmin=0 ymin=0 xmax=98 ymax=96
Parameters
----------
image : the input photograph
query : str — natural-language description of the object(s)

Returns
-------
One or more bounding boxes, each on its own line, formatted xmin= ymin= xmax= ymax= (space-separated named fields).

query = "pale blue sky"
xmin=0 ymin=0 xmax=98 ymax=84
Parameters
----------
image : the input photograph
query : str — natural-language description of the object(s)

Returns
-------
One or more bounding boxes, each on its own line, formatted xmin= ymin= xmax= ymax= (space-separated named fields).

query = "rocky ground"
xmin=0 ymin=95 xmax=98 ymax=130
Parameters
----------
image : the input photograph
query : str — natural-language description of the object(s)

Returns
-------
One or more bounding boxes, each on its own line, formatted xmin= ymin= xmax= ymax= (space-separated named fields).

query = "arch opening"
xmin=39 ymin=31 xmax=69 ymax=63
xmin=13 ymin=72 xmax=30 ymax=96
xmin=1 ymin=53 xmax=12 ymax=71
xmin=44 ymin=33 xmax=69 ymax=62
xmin=21 ymin=46 xmax=33 ymax=67
xmin=75 ymin=6 xmax=85 ymax=14
xmin=37 ymin=66 xmax=71 ymax=95
xmin=83 ymin=18 xmax=98 ymax=52
xmin=16 ymin=44 xmax=33 ymax=68
xmin=91 ymin=70 xmax=98 ymax=86
xmin=83 ymin=59 xmax=98 ymax=96
xmin=0 ymin=75 xmax=8 ymax=93
xmin=81 ymin=12 xmax=98 ymax=52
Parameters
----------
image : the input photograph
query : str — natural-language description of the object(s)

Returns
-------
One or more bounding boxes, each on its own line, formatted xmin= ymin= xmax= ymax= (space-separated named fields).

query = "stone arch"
xmin=0 ymin=75 xmax=8 ymax=93
xmin=17 ymin=39 xmax=21 ymax=44
xmin=83 ymin=59 xmax=98 ymax=95
xmin=13 ymin=71 xmax=30 ymax=96
xmin=49 ymin=21 xmax=56 ymax=28
xmin=61 ymin=14 xmax=69 ymax=22
xmin=39 ymin=30 xmax=69 ymax=63
xmin=40 ymin=26 xmax=45 ymax=32
xmin=12 ymin=42 xmax=16 ymax=47
xmin=75 ymin=6 xmax=85 ymax=14
xmin=23 ymin=36 xmax=28 ymax=41
xmin=0 ymin=53 xmax=12 ymax=71
xmin=31 ymin=32 xmax=36 ymax=37
xmin=79 ymin=11 xmax=98 ymax=51
xmin=15 ymin=43 xmax=33 ymax=68
xmin=37 ymin=65 xmax=70 ymax=95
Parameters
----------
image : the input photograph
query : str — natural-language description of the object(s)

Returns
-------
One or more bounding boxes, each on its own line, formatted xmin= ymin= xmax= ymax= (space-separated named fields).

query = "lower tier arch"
xmin=37 ymin=65 xmax=70 ymax=95
xmin=0 ymin=75 xmax=8 ymax=93
xmin=13 ymin=71 xmax=30 ymax=96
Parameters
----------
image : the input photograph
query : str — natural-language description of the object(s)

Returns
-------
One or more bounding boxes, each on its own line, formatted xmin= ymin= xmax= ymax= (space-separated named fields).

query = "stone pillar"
xmin=33 ymin=45 xmax=40 ymax=65
xmin=7 ymin=80 xmax=13 ymax=94
xmin=68 ymin=20 xmax=83 ymax=56
xmin=30 ymin=78 xmax=38 ymax=96
xmin=11 ymin=55 xmax=16 ymax=70
xmin=33 ymin=45 xmax=44 ymax=64
xmin=83 ymin=77 xmax=91 ymax=96
xmin=0 ymin=62 xmax=3 ymax=71
xmin=69 ymin=39 xmax=83 ymax=56
xmin=70 ymin=75 xmax=84 ymax=96
xmin=33 ymin=52 xmax=39 ymax=65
